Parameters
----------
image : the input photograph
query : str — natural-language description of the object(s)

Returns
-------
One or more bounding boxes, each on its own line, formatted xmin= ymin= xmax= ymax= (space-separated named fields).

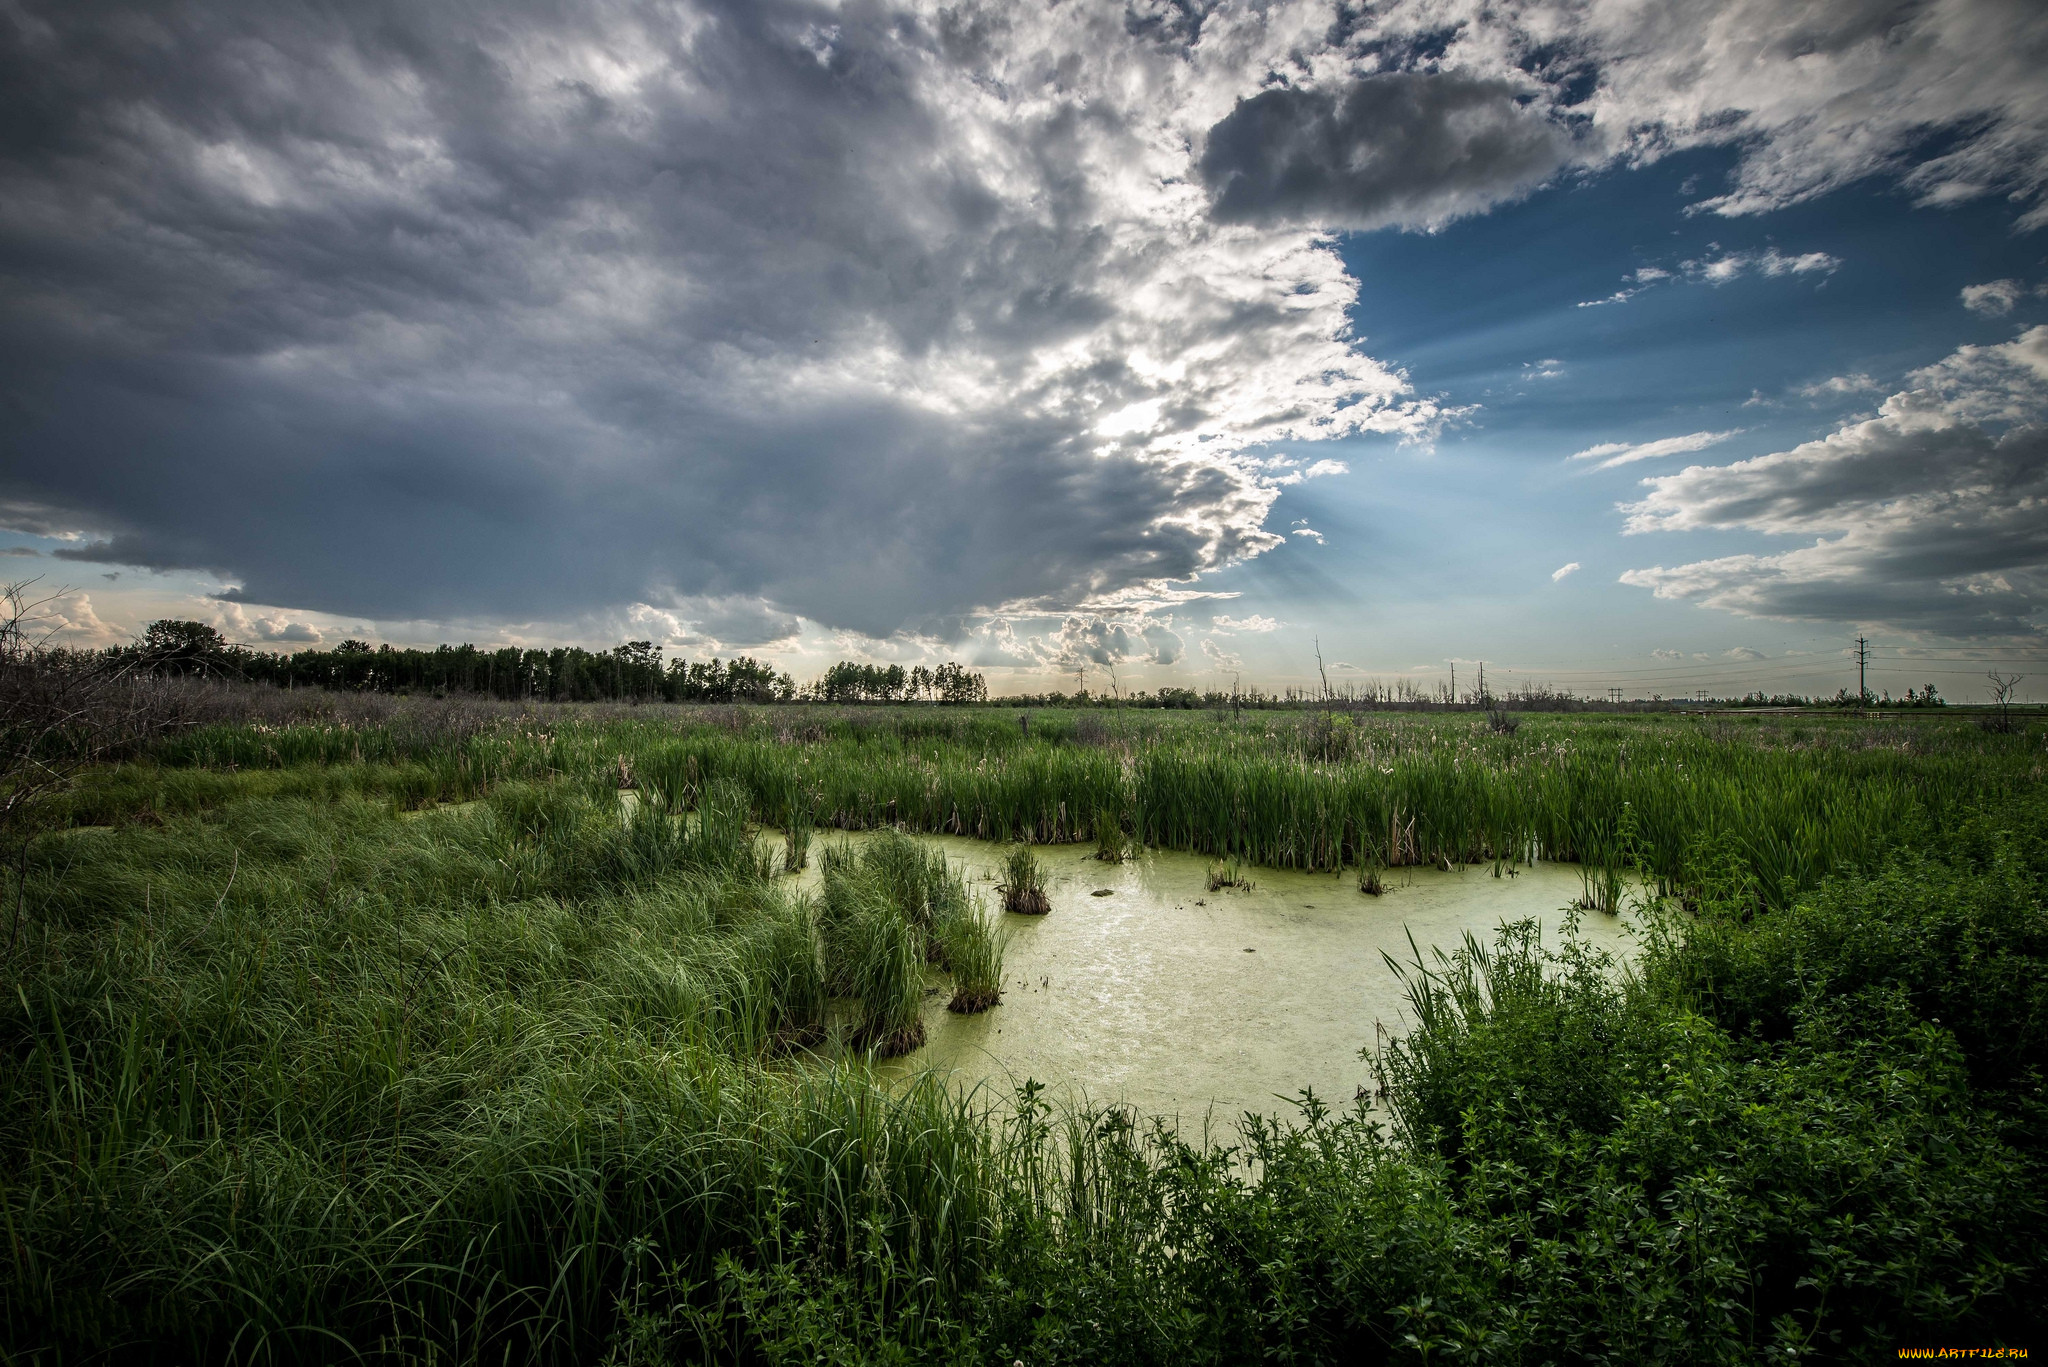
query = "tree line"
xmin=108 ymin=622 xmax=999 ymax=705
xmin=813 ymin=661 xmax=987 ymax=704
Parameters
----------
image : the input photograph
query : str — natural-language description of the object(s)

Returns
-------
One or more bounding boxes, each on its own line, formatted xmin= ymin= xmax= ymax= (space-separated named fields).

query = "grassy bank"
xmin=2 ymin=698 xmax=2043 ymax=1359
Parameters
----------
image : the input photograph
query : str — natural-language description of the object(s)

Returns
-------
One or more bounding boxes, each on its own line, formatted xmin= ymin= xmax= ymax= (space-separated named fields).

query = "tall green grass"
xmin=125 ymin=706 xmax=2031 ymax=909
xmin=2 ymin=727 xmax=2042 ymax=1359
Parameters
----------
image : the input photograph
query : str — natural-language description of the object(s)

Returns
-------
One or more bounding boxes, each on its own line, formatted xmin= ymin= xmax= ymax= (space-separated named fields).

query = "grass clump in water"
xmin=940 ymin=902 xmax=1006 ymax=1014
xmin=1000 ymin=844 xmax=1052 ymax=915
xmin=817 ymin=827 xmax=1001 ymax=1047
xmin=820 ymin=876 xmax=927 ymax=1055
xmin=1208 ymin=857 xmax=1255 ymax=892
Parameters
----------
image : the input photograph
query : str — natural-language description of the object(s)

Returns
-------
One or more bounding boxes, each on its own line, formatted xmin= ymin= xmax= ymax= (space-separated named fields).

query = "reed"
xmin=1093 ymin=804 xmax=1131 ymax=863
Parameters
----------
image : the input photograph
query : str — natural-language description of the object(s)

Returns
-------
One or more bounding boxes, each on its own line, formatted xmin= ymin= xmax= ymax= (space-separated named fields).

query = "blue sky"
xmin=1201 ymin=147 xmax=2048 ymax=699
xmin=3 ymin=0 xmax=2046 ymax=701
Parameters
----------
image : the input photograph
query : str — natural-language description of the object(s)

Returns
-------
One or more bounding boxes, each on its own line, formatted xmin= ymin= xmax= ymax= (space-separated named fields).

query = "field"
xmin=3 ymin=693 xmax=2044 ymax=1361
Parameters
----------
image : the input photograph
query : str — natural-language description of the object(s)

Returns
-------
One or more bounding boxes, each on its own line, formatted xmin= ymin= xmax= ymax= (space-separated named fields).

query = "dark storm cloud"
xmin=0 ymin=0 xmax=1422 ymax=636
xmin=5 ymin=0 xmax=2045 ymax=648
xmin=1199 ymin=73 xmax=1573 ymax=230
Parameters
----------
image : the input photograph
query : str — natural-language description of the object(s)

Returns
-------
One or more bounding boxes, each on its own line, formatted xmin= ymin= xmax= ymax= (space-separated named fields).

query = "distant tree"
xmin=1985 ymin=670 xmax=2025 ymax=732
xmin=139 ymin=620 xmax=235 ymax=675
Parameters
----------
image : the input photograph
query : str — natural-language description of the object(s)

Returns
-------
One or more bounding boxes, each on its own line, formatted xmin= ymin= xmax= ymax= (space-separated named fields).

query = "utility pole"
xmin=1449 ymin=662 xmax=1456 ymax=706
xmin=1609 ymin=687 xmax=1623 ymax=704
xmin=1855 ymin=636 xmax=1870 ymax=705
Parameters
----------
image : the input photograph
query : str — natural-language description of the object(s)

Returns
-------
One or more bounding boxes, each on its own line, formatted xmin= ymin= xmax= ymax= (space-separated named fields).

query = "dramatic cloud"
xmin=1571 ymin=430 xmax=1743 ymax=470
xmin=1550 ymin=0 xmax=2048 ymax=227
xmin=1620 ymin=327 xmax=2048 ymax=636
xmin=1551 ymin=562 xmax=1580 ymax=581
xmin=1200 ymin=637 xmax=1244 ymax=671
xmin=1200 ymin=72 xmax=1574 ymax=231
xmin=1 ymin=0 xmax=2044 ymax=644
xmin=1041 ymin=613 xmax=1184 ymax=669
xmin=0 ymin=0 xmax=1443 ymax=640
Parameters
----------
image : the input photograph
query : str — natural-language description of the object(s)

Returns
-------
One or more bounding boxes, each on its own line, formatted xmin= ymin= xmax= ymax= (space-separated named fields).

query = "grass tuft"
xmin=999 ymin=845 xmax=1052 ymax=915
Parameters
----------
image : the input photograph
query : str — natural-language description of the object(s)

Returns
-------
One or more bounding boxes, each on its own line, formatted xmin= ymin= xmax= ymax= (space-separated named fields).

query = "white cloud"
xmin=1962 ymin=280 xmax=2027 ymax=316
xmin=1580 ymin=248 xmax=1836 ymax=307
xmin=1551 ymin=561 xmax=1581 ymax=581
xmin=1685 ymin=248 xmax=1840 ymax=284
xmin=1578 ymin=265 xmax=1673 ymax=307
xmin=1621 ymin=326 xmax=2048 ymax=636
xmin=1040 ymin=612 xmax=1189 ymax=669
xmin=216 ymin=601 xmax=324 ymax=645
xmin=1570 ymin=429 xmax=1744 ymax=470
xmin=1201 ymin=637 xmax=1244 ymax=671
xmin=1724 ymin=646 xmax=1766 ymax=661
xmin=1266 ymin=456 xmax=1352 ymax=486
xmin=1142 ymin=618 xmax=1185 ymax=666
xmin=14 ymin=589 xmax=123 ymax=649
xmin=1798 ymin=373 xmax=1881 ymax=399
xmin=1211 ymin=613 xmax=1281 ymax=633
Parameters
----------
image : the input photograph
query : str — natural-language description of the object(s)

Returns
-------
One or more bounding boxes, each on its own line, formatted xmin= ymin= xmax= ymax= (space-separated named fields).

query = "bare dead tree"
xmin=1984 ymin=670 xmax=2026 ymax=733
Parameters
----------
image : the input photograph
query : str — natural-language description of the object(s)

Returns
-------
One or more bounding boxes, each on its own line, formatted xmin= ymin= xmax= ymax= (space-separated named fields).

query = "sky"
xmin=3 ymin=0 xmax=2047 ymax=701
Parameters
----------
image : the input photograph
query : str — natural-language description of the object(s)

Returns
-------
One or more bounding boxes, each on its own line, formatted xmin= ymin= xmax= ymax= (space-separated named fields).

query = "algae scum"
xmin=795 ymin=832 xmax=1634 ymax=1122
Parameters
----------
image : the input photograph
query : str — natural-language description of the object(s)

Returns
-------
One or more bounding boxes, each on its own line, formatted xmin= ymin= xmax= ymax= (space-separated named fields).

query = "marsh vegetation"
xmin=0 ymin=682 xmax=2041 ymax=1360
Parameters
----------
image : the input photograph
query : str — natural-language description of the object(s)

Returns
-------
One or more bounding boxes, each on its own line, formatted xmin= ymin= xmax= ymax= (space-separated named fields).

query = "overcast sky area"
xmin=4 ymin=0 xmax=2048 ymax=700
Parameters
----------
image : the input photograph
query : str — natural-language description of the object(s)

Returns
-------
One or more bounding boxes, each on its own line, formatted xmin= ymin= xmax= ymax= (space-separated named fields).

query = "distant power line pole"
xmin=1609 ymin=687 xmax=1623 ymax=704
xmin=1855 ymin=636 xmax=1870 ymax=703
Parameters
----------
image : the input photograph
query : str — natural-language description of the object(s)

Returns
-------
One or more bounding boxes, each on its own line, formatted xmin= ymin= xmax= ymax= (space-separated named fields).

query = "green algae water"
xmin=793 ymin=832 xmax=1635 ymax=1125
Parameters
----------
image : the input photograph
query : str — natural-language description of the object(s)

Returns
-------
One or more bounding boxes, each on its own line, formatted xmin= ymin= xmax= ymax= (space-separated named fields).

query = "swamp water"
xmin=787 ymin=832 xmax=1636 ymax=1128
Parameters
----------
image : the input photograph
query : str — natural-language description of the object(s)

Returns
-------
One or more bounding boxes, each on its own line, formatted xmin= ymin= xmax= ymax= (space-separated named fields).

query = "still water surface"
xmin=791 ymin=833 xmax=1635 ymax=1128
